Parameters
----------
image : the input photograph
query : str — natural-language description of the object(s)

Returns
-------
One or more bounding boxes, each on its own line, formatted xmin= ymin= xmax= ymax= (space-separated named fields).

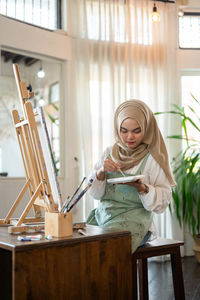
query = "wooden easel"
xmin=0 ymin=64 xmax=58 ymax=233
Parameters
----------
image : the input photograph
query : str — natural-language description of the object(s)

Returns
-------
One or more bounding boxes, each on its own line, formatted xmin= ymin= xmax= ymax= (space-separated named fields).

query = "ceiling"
xmin=1 ymin=50 xmax=39 ymax=66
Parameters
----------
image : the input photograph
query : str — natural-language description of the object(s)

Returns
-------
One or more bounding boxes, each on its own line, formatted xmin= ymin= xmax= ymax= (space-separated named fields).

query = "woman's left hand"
xmin=126 ymin=179 xmax=147 ymax=194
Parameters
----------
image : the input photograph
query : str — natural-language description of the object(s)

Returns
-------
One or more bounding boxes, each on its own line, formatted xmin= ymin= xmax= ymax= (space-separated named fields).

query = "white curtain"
xmin=68 ymin=0 xmax=178 ymax=240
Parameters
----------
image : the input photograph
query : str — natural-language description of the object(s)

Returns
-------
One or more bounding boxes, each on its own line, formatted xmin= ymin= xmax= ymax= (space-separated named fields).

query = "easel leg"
xmin=16 ymin=182 xmax=43 ymax=226
xmin=3 ymin=179 xmax=31 ymax=224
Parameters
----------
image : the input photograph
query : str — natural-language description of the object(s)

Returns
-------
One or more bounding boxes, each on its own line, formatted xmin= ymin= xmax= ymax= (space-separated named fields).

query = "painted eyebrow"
xmin=120 ymin=126 xmax=141 ymax=131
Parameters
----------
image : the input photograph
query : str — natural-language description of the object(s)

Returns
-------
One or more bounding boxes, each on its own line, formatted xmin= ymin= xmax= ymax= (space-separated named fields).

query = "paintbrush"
xmin=61 ymin=177 xmax=86 ymax=212
xmin=118 ymin=168 xmax=126 ymax=177
xmin=66 ymin=179 xmax=93 ymax=212
xmin=108 ymin=155 xmax=125 ymax=177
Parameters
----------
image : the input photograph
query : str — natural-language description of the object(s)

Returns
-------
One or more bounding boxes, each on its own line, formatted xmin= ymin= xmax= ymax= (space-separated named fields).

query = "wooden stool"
xmin=132 ymin=238 xmax=185 ymax=300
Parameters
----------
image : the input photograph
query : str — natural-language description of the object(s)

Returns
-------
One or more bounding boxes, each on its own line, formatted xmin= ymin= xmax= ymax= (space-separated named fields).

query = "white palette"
xmin=107 ymin=175 xmax=145 ymax=184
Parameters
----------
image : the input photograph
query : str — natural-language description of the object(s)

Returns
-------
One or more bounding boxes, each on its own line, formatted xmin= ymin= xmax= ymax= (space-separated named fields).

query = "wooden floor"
xmin=148 ymin=256 xmax=200 ymax=300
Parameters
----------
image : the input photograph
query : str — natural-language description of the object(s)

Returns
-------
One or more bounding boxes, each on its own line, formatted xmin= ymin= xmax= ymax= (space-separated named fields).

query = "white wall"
xmin=0 ymin=15 xmax=71 ymax=60
xmin=178 ymin=49 xmax=200 ymax=70
xmin=2 ymin=139 xmax=25 ymax=177
xmin=0 ymin=178 xmax=33 ymax=218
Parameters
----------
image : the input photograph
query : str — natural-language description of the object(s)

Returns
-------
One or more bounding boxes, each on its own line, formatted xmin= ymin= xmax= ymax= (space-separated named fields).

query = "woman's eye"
xmin=134 ymin=129 xmax=141 ymax=134
xmin=120 ymin=128 xmax=127 ymax=133
xmin=120 ymin=127 xmax=141 ymax=134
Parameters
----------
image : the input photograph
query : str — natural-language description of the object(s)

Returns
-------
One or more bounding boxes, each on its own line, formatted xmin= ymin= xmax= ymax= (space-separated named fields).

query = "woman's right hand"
xmin=96 ymin=158 xmax=120 ymax=181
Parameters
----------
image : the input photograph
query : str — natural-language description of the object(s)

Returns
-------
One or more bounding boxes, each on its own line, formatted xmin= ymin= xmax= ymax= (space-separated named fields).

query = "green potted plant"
xmin=155 ymin=95 xmax=200 ymax=262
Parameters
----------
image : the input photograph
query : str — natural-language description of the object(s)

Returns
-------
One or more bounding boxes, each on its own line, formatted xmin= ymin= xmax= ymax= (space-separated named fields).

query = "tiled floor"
xmin=148 ymin=256 xmax=200 ymax=300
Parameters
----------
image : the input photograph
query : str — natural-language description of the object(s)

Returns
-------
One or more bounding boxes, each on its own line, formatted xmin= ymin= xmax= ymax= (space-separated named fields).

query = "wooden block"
xmin=8 ymin=224 xmax=44 ymax=234
xmin=45 ymin=212 xmax=72 ymax=237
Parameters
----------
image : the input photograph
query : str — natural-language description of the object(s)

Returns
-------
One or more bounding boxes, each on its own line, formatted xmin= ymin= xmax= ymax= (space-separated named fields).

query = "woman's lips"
xmin=126 ymin=141 xmax=136 ymax=146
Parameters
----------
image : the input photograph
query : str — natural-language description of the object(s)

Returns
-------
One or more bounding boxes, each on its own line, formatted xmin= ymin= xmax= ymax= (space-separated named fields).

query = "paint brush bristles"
xmin=118 ymin=168 xmax=126 ymax=177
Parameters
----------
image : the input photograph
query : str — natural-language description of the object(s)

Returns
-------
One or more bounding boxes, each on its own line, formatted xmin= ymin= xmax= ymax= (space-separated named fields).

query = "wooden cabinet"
xmin=0 ymin=225 xmax=132 ymax=300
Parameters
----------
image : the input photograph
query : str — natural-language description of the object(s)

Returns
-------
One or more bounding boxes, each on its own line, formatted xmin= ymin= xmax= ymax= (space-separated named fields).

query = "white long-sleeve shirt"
xmin=88 ymin=146 xmax=172 ymax=238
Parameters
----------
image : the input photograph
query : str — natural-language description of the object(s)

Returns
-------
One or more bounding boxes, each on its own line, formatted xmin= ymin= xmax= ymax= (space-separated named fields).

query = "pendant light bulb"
xmin=37 ymin=61 xmax=45 ymax=79
xmin=37 ymin=67 xmax=45 ymax=79
xmin=178 ymin=10 xmax=184 ymax=17
xmin=152 ymin=2 xmax=160 ymax=23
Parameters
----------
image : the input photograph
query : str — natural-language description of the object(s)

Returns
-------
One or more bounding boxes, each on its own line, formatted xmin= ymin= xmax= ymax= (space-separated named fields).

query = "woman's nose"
xmin=127 ymin=131 xmax=135 ymax=139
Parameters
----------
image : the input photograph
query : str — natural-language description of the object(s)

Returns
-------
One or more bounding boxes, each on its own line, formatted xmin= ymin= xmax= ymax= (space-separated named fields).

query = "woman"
xmin=87 ymin=100 xmax=175 ymax=253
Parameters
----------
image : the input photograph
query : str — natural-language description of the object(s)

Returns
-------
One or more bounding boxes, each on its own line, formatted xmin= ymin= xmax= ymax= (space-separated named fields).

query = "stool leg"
xmin=132 ymin=256 xmax=138 ymax=300
xmin=170 ymin=247 xmax=185 ymax=300
xmin=138 ymin=258 xmax=149 ymax=300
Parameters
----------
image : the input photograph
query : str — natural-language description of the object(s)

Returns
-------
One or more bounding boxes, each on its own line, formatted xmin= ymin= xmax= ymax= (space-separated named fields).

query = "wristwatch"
xmin=139 ymin=184 xmax=149 ymax=195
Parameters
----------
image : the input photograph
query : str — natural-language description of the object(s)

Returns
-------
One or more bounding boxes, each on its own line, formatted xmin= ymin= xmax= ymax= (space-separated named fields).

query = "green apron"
xmin=86 ymin=154 xmax=153 ymax=253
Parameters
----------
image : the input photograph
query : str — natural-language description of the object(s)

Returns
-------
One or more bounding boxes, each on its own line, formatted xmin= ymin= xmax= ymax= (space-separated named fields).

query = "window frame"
xmin=0 ymin=0 xmax=62 ymax=31
xmin=180 ymin=70 xmax=200 ymax=149
xmin=179 ymin=12 xmax=200 ymax=50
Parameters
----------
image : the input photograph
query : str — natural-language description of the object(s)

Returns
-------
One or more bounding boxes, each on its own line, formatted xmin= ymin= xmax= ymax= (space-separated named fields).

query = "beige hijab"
xmin=111 ymin=100 xmax=176 ymax=186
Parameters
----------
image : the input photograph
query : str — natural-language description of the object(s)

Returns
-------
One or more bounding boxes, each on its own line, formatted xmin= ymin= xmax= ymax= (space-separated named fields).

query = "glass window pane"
xmin=7 ymin=0 xmax=15 ymax=18
xmin=24 ymin=0 xmax=33 ymax=24
xmin=16 ymin=0 xmax=24 ymax=21
xmin=0 ymin=0 xmax=59 ymax=30
xmin=181 ymin=75 xmax=200 ymax=147
xmin=179 ymin=15 xmax=200 ymax=48
xmin=86 ymin=1 xmax=152 ymax=44
xmin=0 ymin=0 xmax=7 ymax=14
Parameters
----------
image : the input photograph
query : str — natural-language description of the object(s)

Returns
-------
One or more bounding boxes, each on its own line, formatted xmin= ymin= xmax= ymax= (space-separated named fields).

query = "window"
xmin=86 ymin=2 xmax=152 ymax=45
xmin=0 ymin=0 xmax=61 ymax=30
xmin=181 ymin=74 xmax=200 ymax=148
xmin=179 ymin=13 xmax=200 ymax=48
xmin=49 ymin=82 xmax=59 ymax=104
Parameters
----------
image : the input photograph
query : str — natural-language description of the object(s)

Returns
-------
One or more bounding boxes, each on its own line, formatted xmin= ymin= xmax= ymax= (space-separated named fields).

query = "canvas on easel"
xmin=0 ymin=64 xmax=63 ymax=233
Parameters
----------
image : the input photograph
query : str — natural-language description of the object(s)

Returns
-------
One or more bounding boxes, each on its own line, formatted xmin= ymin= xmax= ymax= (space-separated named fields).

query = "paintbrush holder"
xmin=45 ymin=211 xmax=73 ymax=238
